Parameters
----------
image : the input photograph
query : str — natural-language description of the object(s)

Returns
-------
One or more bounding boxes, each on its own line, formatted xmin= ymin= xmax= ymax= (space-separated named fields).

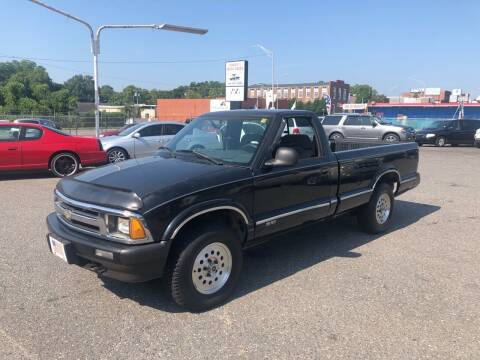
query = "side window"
xmin=163 ymin=124 xmax=183 ymax=136
xmin=0 ymin=126 xmax=21 ymax=141
xmin=23 ymin=127 xmax=43 ymax=140
xmin=139 ymin=124 xmax=162 ymax=137
xmin=463 ymin=121 xmax=478 ymax=131
xmin=322 ymin=115 xmax=342 ymax=126
xmin=344 ymin=116 xmax=362 ymax=126
xmin=280 ymin=117 xmax=321 ymax=159
xmin=361 ymin=116 xmax=374 ymax=126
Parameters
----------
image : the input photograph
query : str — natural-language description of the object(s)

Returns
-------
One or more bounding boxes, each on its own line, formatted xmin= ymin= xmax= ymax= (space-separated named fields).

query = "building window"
xmin=343 ymin=89 xmax=347 ymax=101
xmin=291 ymin=88 xmax=296 ymax=97
xmin=258 ymin=89 xmax=263 ymax=97
xmin=298 ymin=88 xmax=303 ymax=97
xmin=314 ymin=87 xmax=319 ymax=98
xmin=283 ymin=88 xmax=288 ymax=98
xmin=306 ymin=88 xmax=311 ymax=98
xmin=250 ymin=89 xmax=255 ymax=97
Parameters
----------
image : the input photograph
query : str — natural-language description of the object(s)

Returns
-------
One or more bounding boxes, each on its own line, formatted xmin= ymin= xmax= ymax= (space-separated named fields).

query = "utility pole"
xmin=254 ymin=44 xmax=275 ymax=109
xmin=29 ymin=0 xmax=207 ymax=137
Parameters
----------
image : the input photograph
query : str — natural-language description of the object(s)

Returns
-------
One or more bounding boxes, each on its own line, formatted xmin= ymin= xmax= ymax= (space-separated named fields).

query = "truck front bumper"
xmin=46 ymin=213 xmax=169 ymax=282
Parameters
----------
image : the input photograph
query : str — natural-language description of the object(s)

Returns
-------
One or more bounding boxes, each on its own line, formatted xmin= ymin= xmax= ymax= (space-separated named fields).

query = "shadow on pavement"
xmin=101 ymin=200 xmax=440 ymax=313
xmin=0 ymin=170 xmax=55 ymax=180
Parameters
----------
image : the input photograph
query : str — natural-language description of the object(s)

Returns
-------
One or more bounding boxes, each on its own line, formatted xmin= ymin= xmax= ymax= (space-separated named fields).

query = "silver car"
xmin=321 ymin=113 xmax=415 ymax=142
xmin=101 ymin=121 xmax=185 ymax=163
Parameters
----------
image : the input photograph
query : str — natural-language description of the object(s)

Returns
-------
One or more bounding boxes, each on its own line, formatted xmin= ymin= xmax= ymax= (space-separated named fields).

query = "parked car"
xmin=321 ymin=113 xmax=416 ymax=142
xmin=99 ymin=123 xmax=137 ymax=138
xmin=101 ymin=121 xmax=185 ymax=163
xmin=14 ymin=118 xmax=60 ymax=129
xmin=0 ymin=123 xmax=106 ymax=177
xmin=475 ymin=128 xmax=480 ymax=148
xmin=46 ymin=110 xmax=420 ymax=311
xmin=415 ymin=119 xmax=480 ymax=147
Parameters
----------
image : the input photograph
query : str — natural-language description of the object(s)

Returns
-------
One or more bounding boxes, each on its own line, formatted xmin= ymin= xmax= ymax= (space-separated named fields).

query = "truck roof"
xmin=201 ymin=109 xmax=316 ymax=118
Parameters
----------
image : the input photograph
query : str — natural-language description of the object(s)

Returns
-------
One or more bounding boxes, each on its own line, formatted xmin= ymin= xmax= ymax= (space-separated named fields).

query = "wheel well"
xmin=171 ymin=209 xmax=248 ymax=245
xmin=48 ymin=151 xmax=79 ymax=169
xmin=374 ymin=171 xmax=400 ymax=194
xmin=382 ymin=132 xmax=400 ymax=140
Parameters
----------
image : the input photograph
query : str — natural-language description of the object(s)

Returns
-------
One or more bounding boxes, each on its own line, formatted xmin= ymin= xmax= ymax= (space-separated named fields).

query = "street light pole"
xmin=254 ymin=44 xmax=275 ymax=109
xmin=28 ymin=0 xmax=207 ymax=137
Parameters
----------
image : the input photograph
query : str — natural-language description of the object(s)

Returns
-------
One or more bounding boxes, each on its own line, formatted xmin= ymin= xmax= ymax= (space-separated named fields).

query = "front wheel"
xmin=357 ymin=182 xmax=394 ymax=234
xmin=329 ymin=132 xmax=344 ymax=141
xmin=383 ymin=133 xmax=400 ymax=142
xmin=166 ymin=226 xmax=243 ymax=312
xmin=107 ymin=148 xmax=128 ymax=163
xmin=50 ymin=153 xmax=79 ymax=177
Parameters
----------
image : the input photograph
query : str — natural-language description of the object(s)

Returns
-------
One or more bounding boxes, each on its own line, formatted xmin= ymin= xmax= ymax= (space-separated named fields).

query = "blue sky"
xmin=1 ymin=0 xmax=479 ymax=96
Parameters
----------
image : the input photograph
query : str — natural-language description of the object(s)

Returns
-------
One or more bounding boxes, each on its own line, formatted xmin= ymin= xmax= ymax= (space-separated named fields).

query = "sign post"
xmin=225 ymin=60 xmax=248 ymax=109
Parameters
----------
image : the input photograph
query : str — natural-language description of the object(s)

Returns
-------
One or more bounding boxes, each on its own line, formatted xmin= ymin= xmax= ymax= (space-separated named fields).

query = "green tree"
xmin=64 ymin=75 xmax=94 ymax=102
xmin=99 ymin=85 xmax=115 ymax=103
xmin=350 ymin=84 xmax=388 ymax=103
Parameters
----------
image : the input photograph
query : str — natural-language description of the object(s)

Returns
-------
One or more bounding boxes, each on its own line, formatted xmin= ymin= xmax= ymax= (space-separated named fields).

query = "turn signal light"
xmin=292 ymin=127 xmax=300 ymax=134
xmin=129 ymin=218 xmax=146 ymax=240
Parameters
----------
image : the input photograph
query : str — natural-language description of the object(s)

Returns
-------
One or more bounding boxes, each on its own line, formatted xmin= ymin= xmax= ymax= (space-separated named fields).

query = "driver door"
xmin=134 ymin=124 xmax=163 ymax=158
xmin=253 ymin=116 xmax=337 ymax=238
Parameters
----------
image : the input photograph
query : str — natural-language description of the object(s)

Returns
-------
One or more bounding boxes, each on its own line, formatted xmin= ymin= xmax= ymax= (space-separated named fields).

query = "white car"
xmin=475 ymin=128 xmax=480 ymax=148
xmin=101 ymin=121 xmax=185 ymax=163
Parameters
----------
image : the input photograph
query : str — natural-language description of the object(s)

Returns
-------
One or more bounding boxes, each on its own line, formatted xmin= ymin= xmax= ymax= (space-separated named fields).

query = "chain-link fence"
xmin=0 ymin=113 xmax=127 ymax=135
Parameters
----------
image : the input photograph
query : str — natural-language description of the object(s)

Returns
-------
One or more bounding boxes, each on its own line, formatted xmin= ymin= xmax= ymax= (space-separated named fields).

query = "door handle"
xmin=8 ymin=148 xmax=18 ymax=151
xmin=360 ymin=127 xmax=366 ymax=130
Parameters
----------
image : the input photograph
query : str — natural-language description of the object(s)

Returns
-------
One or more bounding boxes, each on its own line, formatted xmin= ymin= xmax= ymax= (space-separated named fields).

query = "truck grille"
xmin=55 ymin=195 xmax=106 ymax=236
xmin=53 ymin=191 xmax=153 ymax=245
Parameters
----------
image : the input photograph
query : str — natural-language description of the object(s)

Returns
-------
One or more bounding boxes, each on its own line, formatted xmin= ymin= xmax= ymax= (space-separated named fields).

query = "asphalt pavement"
xmin=0 ymin=146 xmax=479 ymax=359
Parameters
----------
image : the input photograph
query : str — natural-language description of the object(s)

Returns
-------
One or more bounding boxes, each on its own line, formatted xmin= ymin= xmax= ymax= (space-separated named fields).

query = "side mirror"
xmin=264 ymin=147 xmax=299 ymax=167
xmin=372 ymin=122 xmax=377 ymax=127
xmin=132 ymin=132 xmax=141 ymax=139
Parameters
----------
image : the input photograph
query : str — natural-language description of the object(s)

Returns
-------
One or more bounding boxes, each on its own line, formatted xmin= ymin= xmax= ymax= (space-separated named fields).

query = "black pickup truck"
xmin=47 ymin=110 xmax=420 ymax=311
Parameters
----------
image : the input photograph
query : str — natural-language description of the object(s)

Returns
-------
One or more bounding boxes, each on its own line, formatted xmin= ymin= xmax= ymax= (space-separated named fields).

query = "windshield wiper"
xmin=158 ymin=146 xmax=175 ymax=157
xmin=176 ymin=149 xmax=223 ymax=165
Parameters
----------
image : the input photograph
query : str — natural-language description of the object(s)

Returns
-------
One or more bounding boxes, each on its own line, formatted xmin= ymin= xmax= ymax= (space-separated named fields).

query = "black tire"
xmin=50 ymin=152 xmax=79 ymax=177
xmin=383 ymin=133 xmax=400 ymax=142
xmin=357 ymin=182 xmax=394 ymax=234
xmin=329 ymin=132 xmax=344 ymax=141
xmin=451 ymin=143 xmax=458 ymax=147
xmin=476 ymin=141 xmax=480 ymax=149
xmin=436 ymin=136 xmax=447 ymax=147
xmin=107 ymin=147 xmax=128 ymax=163
xmin=166 ymin=226 xmax=243 ymax=312
xmin=417 ymin=143 xmax=423 ymax=146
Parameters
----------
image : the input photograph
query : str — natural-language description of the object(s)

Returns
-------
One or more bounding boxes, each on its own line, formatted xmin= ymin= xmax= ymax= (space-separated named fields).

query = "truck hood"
xmin=56 ymin=154 xmax=252 ymax=212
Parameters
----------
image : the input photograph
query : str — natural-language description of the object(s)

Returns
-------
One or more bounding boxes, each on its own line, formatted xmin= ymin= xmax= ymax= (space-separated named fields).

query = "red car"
xmin=99 ymin=123 xmax=136 ymax=137
xmin=0 ymin=123 xmax=106 ymax=177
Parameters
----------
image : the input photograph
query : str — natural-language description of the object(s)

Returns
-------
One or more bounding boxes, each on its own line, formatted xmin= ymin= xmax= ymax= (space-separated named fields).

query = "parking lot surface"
xmin=0 ymin=146 xmax=479 ymax=359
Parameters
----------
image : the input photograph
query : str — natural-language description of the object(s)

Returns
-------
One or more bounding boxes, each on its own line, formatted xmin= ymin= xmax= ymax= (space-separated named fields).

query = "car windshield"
xmin=167 ymin=116 xmax=270 ymax=165
xmin=118 ymin=123 xmax=144 ymax=136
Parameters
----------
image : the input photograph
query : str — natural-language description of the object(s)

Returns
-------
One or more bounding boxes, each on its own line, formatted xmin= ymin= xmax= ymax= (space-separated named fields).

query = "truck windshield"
xmin=167 ymin=116 xmax=270 ymax=165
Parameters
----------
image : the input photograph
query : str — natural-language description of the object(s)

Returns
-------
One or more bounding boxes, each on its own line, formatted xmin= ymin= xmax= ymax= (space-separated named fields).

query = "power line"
xmin=0 ymin=53 xmax=265 ymax=64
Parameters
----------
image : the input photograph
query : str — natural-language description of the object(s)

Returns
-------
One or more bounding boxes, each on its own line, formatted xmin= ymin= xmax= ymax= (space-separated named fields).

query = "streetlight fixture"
xmin=254 ymin=44 xmax=275 ymax=109
xmin=28 ymin=0 xmax=208 ymax=137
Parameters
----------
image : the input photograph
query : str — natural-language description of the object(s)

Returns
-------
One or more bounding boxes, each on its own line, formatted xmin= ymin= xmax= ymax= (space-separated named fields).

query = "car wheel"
xmin=383 ymin=133 xmax=400 ymax=142
xmin=451 ymin=143 xmax=458 ymax=147
xmin=329 ymin=132 xmax=344 ymax=141
xmin=357 ymin=182 xmax=394 ymax=234
xmin=166 ymin=226 xmax=243 ymax=312
xmin=107 ymin=148 xmax=128 ymax=163
xmin=436 ymin=136 xmax=446 ymax=147
xmin=417 ymin=143 xmax=423 ymax=146
xmin=476 ymin=141 xmax=480 ymax=149
xmin=50 ymin=153 xmax=79 ymax=177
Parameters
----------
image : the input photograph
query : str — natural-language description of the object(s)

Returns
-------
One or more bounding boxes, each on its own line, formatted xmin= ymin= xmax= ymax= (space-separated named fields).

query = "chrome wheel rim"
xmin=375 ymin=193 xmax=391 ymax=225
xmin=108 ymin=150 xmax=126 ymax=163
xmin=331 ymin=133 xmax=342 ymax=140
xmin=385 ymin=134 xmax=399 ymax=142
xmin=54 ymin=155 xmax=77 ymax=176
xmin=438 ymin=138 xmax=445 ymax=146
xmin=192 ymin=242 xmax=232 ymax=295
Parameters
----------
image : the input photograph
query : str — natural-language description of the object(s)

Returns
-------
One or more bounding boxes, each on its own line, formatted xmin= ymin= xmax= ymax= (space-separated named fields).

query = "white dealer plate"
xmin=49 ymin=235 xmax=68 ymax=263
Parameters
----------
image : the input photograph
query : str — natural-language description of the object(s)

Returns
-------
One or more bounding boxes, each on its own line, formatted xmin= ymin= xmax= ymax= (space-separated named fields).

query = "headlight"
xmin=106 ymin=215 xmax=147 ymax=240
xmin=426 ymin=133 xmax=436 ymax=139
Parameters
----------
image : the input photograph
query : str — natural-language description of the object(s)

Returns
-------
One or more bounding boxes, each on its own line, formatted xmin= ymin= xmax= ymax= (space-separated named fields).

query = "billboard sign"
xmin=225 ymin=60 xmax=248 ymax=101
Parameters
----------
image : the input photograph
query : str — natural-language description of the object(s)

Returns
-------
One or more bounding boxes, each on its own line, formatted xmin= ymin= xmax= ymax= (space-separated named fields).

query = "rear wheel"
xmin=436 ymin=136 xmax=446 ymax=147
xmin=476 ymin=141 xmax=480 ymax=149
xmin=166 ymin=226 xmax=243 ymax=312
xmin=50 ymin=153 xmax=79 ymax=177
xmin=107 ymin=148 xmax=128 ymax=163
xmin=383 ymin=133 xmax=400 ymax=142
xmin=357 ymin=182 xmax=394 ymax=234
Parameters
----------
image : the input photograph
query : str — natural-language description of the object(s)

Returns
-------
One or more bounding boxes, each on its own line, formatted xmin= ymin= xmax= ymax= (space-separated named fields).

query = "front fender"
xmin=161 ymin=199 xmax=253 ymax=241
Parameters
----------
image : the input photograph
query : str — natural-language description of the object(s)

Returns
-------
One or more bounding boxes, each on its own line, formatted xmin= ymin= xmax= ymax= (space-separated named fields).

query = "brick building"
xmin=248 ymin=80 xmax=350 ymax=112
